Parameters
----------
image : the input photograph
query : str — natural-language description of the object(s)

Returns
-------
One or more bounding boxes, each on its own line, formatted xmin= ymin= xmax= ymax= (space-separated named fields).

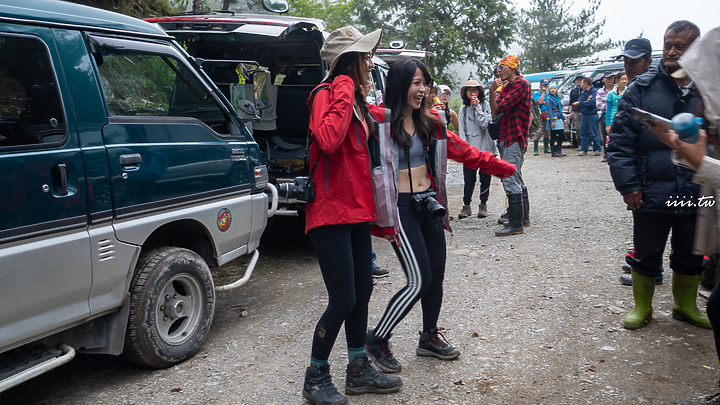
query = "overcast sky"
xmin=512 ymin=0 xmax=719 ymax=55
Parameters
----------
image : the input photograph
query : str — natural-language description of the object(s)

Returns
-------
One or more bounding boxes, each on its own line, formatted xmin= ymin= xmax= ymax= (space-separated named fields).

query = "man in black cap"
xmin=567 ymin=75 xmax=584 ymax=148
xmin=607 ymin=21 xmax=706 ymax=330
xmin=622 ymin=37 xmax=653 ymax=82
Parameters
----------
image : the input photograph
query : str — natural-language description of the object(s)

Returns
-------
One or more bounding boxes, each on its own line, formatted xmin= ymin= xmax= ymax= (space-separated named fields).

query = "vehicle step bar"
xmin=216 ymin=248 xmax=259 ymax=291
xmin=0 ymin=344 xmax=75 ymax=393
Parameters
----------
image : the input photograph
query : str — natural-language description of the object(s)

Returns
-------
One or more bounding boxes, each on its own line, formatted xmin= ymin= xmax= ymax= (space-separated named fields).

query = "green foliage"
xmin=517 ymin=0 xmax=618 ymax=73
xmin=353 ymin=0 xmax=515 ymax=83
xmin=286 ymin=0 xmax=354 ymax=31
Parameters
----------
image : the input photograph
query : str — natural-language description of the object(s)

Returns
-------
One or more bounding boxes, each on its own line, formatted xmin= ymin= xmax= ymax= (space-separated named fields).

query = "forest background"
xmin=67 ymin=0 xmax=615 ymax=84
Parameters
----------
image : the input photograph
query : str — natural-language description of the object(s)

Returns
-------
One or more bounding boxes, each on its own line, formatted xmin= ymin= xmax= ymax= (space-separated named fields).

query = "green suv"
xmin=0 ymin=0 xmax=271 ymax=391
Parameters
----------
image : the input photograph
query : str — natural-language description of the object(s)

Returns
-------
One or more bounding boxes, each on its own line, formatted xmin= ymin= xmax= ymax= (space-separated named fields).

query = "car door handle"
xmin=119 ymin=153 xmax=142 ymax=169
xmin=52 ymin=163 xmax=69 ymax=196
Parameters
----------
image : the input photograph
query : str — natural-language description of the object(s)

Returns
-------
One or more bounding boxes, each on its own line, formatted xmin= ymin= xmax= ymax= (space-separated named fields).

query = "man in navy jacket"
xmin=606 ymin=20 xmax=708 ymax=330
xmin=573 ymin=77 xmax=601 ymax=155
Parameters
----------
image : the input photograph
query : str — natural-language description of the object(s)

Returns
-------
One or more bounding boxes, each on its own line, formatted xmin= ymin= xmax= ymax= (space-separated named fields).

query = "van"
xmin=0 ymin=0 xmax=271 ymax=391
xmin=146 ymin=13 xmax=423 ymax=216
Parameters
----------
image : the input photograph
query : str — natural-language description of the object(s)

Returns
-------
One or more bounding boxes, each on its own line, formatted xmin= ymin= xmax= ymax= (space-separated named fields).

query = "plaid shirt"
xmin=496 ymin=76 xmax=531 ymax=149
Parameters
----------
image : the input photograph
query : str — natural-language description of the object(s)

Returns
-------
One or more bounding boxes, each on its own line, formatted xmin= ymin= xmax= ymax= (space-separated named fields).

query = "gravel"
xmin=2 ymin=150 xmax=717 ymax=404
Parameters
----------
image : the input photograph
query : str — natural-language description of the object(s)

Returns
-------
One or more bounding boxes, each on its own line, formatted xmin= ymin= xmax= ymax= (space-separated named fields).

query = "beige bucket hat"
xmin=320 ymin=26 xmax=382 ymax=79
xmin=460 ymin=79 xmax=483 ymax=96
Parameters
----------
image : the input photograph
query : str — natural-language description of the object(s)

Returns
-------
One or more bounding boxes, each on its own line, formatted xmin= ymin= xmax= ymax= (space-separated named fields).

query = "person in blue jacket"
xmin=572 ymin=77 xmax=602 ymax=156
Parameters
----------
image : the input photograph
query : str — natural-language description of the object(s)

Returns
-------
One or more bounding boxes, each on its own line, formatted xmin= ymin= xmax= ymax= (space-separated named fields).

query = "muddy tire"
xmin=123 ymin=247 xmax=215 ymax=368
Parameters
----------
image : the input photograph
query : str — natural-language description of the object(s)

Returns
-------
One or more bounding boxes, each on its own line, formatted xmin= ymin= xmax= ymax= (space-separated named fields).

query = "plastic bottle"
xmin=672 ymin=113 xmax=704 ymax=143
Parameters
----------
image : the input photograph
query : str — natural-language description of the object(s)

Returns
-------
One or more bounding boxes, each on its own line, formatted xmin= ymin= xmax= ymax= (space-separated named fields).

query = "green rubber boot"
xmin=672 ymin=272 xmax=712 ymax=329
xmin=543 ymin=137 xmax=551 ymax=153
xmin=533 ymin=139 xmax=539 ymax=156
xmin=623 ymin=271 xmax=655 ymax=330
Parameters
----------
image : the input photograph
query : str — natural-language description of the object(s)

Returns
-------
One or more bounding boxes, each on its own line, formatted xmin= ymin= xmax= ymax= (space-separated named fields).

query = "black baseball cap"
xmin=603 ymin=70 xmax=617 ymax=78
xmin=621 ymin=38 xmax=652 ymax=59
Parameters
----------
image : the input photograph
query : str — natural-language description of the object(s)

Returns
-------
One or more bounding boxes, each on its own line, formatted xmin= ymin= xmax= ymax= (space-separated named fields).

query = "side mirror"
xmin=262 ymin=0 xmax=289 ymax=13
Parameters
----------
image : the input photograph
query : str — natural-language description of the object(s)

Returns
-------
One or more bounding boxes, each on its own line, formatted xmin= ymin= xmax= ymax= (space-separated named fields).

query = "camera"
xmin=411 ymin=190 xmax=446 ymax=219
xmin=278 ymin=176 xmax=315 ymax=202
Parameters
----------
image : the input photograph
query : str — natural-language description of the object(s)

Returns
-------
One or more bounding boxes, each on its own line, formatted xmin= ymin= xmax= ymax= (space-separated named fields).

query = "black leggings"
xmin=463 ymin=166 xmax=491 ymax=206
xmin=373 ymin=193 xmax=447 ymax=339
xmin=308 ymin=222 xmax=373 ymax=361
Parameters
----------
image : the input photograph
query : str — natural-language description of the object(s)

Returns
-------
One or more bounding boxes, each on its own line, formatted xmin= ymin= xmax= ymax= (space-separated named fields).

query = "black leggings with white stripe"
xmin=373 ymin=193 xmax=447 ymax=339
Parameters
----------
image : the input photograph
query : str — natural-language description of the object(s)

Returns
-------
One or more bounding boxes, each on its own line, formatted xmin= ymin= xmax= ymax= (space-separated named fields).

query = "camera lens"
xmin=278 ymin=182 xmax=300 ymax=200
xmin=425 ymin=197 xmax=446 ymax=220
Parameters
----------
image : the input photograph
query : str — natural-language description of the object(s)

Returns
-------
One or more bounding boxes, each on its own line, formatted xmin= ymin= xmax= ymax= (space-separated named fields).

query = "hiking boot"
xmin=371 ymin=265 xmax=389 ymax=278
xmin=458 ymin=205 xmax=472 ymax=219
xmin=303 ymin=364 xmax=348 ymax=405
xmin=416 ymin=328 xmax=460 ymax=360
xmin=477 ymin=203 xmax=488 ymax=218
xmin=345 ymin=353 xmax=402 ymax=395
xmin=365 ymin=330 xmax=401 ymax=373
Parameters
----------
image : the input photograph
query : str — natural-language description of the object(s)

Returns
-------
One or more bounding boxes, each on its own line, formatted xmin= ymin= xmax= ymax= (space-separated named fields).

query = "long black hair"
xmin=384 ymin=58 xmax=437 ymax=148
xmin=326 ymin=51 xmax=373 ymax=134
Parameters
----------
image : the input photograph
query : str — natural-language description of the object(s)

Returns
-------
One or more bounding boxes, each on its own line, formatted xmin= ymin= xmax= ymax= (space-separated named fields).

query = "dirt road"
xmin=2 ymin=152 xmax=718 ymax=404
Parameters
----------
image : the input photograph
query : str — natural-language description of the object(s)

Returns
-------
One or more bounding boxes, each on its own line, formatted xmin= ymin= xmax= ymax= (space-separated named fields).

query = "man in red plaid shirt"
xmin=489 ymin=55 xmax=532 ymax=236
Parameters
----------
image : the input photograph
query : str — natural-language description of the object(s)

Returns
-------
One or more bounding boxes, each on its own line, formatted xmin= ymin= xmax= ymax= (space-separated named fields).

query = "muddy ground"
xmin=2 ymin=151 xmax=719 ymax=404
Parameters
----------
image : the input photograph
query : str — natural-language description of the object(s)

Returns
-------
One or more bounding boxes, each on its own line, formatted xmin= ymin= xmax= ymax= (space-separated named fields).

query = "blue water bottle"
xmin=672 ymin=113 xmax=703 ymax=143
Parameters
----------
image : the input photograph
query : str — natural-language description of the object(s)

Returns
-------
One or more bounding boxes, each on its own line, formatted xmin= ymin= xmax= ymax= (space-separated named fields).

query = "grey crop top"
xmin=399 ymin=132 xmax=426 ymax=169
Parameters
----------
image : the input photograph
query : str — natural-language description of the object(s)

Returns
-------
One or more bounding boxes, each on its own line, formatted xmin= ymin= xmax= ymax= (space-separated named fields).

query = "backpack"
xmin=529 ymin=96 xmax=541 ymax=135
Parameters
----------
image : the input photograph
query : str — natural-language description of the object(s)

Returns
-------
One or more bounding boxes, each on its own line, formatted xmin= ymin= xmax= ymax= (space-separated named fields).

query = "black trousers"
xmin=626 ymin=211 xmax=703 ymax=278
xmin=462 ymin=166 xmax=491 ymax=206
xmin=373 ymin=193 xmax=447 ymax=339
xmin=308 ymin=222 xmax=373 ymax=361
xmin=550 ymin=129 xmax=564 ymax=152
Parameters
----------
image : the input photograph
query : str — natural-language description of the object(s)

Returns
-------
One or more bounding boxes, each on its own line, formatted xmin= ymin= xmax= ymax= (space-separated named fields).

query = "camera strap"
xmin=404 ymin=132 xmax=430 ymax=195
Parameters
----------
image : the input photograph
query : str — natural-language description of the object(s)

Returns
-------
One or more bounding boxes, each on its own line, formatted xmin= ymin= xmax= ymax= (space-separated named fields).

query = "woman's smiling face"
xmin=406 ymin=67 xmax=428 ymax=112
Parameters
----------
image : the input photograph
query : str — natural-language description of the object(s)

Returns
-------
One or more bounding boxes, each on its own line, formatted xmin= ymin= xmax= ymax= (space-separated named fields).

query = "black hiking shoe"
xmin=303 ymin=364 xmax=348 ymax=405
xmin=345 ymin=353 xmax=402 ymax=395
xmin=416 ymin=328 xmax=460 ymax=360
xmin=365 ymin=330 xmax=401 ymax=373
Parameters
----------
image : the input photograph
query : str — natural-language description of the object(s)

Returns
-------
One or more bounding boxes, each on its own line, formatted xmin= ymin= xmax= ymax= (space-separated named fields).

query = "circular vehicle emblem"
xmin=217 ymin=208 xmax=232 ymax=232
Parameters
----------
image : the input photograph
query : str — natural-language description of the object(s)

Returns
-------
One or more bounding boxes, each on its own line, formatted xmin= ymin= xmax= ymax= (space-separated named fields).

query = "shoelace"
xmin=429 ymin=330 xmax=451 ymax=348
xmin=378 ymin=340 xmax=396 ymax=360
xmin=316 ymin=372 xmax=339 ymax=396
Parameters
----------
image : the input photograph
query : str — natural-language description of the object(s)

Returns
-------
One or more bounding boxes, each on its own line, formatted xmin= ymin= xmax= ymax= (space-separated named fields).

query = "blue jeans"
xmin=580 ymin=113 xmax=601 ymax=152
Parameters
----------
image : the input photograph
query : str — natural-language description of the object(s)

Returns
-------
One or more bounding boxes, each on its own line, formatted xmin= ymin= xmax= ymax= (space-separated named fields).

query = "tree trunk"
xmin=192 ymin=0 xmax=201 ymax=13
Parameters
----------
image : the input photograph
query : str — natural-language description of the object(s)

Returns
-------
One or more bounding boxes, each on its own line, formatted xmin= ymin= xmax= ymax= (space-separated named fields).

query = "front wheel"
xmin=123 ymin=247 xmax=215 ymax=368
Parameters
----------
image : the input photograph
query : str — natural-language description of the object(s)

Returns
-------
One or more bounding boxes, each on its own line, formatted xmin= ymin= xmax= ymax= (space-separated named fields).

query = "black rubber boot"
xmin=521 ymin=187 xmax=530 ymax=227
xmin=345 ymin=353 xmax=402 ymax=395
xmin=495 ymin=194 xmax=523 ymax=236
xmin=303 ymin=363 xmax=348 ymax=405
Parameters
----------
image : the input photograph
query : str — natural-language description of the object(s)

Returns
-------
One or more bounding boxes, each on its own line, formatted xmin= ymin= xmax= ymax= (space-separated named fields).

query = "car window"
xmin=0 ymin=34 xmax=66 ymax=150
xmin=91 ymin=35 xmax=233 ymax=135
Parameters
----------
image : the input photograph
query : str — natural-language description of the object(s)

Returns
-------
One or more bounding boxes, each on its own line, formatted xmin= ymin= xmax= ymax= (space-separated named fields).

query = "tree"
xmin=517 ymin=0 xmax=617 ymax=73
xmin=285 ymin=0 xmax=355 ymax=31
xmin=352 ymin=0 xmax=515 ymax=83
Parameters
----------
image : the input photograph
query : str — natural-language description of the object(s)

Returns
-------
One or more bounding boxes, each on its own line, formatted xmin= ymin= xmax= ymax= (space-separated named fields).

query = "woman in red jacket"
xmin=301 ymin=26 xmax=401 ymax=405
xmin=365 ymin=58 xmax=516 ymax=373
